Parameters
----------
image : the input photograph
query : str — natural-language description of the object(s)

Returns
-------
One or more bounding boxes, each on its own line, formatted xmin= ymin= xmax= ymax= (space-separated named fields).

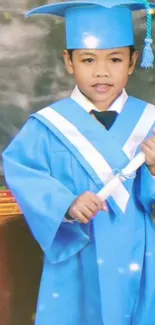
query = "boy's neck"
xmin=71 ymin=86 xmax=128 ymax=115
xmin=77 ymin=87 xmax=126 ymax=112
xmin=88 ymin=94 xmax=121 ymax=112
xmin=88 ymin=94 xmax=122 ymax=112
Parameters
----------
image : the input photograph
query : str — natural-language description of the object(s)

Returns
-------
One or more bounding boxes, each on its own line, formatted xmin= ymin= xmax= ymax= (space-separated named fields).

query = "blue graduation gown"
xmin=2 ymin=95 xmax=155 ymax=325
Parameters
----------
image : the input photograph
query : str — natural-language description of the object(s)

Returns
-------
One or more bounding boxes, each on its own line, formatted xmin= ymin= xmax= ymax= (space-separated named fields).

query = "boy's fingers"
xmin=82 ymin=205 xmax=95 ymax=219
xmin=74 ymin=211 xmax=89 ymax=224
xmin=143 ymin=138 xmax=155 ymax=149
xmin=102 ymin=201 xmax=108 ymax=211
xmin=141 ymin=144 xmax=155 ymax=166
xmin=91 ymin=196 xmax=108 ymax=211
xmin=89 ymin=194 xmax=103 ymax=210
xmin=141 ymin=143 xmax=153 ymax=155
xmin=86 ymin=195 xmax=108 ymax=212
xmin=85 ymin=201 xmax=99 ymax=214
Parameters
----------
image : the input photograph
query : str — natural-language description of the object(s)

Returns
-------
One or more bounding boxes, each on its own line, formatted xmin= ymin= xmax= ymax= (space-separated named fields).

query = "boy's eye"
xmin=111 ymin=58 xmax=122 ymax=63
xmin=82 ymin=58 xmax=95 ymax=63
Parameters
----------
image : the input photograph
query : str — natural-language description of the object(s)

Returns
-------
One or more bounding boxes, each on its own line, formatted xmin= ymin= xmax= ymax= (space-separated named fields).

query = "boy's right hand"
xmin=68 ymin=191 xmax=108 ymax=224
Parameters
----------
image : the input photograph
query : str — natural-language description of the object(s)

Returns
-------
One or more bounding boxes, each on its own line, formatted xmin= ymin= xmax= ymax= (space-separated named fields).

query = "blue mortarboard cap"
xmin=26 ymin=0 xmax=155 ymax=69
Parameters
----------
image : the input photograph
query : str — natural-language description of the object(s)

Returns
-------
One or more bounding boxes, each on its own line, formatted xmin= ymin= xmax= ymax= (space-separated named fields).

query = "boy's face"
xmin=63 ymin=48 xmax=138 ymax=110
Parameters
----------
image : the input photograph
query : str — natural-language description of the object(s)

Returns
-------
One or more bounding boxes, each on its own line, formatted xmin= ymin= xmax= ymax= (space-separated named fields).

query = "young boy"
xmin=2 ymin=1 xmax=155 ymax=324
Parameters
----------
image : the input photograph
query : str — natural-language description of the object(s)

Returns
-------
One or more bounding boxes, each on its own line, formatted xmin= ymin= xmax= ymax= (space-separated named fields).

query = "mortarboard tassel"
xmin=141 ymin=0 xmax=154 ymax=68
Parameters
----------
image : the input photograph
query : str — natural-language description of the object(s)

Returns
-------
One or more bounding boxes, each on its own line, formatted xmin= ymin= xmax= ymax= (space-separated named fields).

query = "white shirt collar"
xmin=71 ymin=86 xmax=128 ymax=114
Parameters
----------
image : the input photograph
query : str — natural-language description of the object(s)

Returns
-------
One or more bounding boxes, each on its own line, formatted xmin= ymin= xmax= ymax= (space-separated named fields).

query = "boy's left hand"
xmin=141 ymin=129 xmax=155 ymax=175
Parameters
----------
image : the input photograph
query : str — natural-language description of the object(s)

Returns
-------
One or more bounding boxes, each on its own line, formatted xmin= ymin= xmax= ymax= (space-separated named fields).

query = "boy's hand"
xmin=68 ymin=191 xmax=108 ymax=224
xmin=141 ymin=129 xmax=155 ymax=175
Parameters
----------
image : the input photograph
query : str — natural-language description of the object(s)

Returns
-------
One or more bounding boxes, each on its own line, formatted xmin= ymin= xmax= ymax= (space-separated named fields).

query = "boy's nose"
xmin=94 ymin=64 xmax=110 ymax=77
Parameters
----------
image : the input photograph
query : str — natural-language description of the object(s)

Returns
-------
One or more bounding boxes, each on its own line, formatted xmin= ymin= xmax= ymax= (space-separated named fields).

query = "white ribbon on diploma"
xmin=97 ymin=152 xmax=145 ymax=201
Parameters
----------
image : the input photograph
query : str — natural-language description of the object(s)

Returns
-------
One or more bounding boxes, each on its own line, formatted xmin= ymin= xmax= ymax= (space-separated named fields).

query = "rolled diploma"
xmin=97 ymin=151 xmax=146 ymax=201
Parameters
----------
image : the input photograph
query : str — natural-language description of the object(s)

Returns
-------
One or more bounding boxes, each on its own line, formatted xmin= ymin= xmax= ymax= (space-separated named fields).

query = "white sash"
xmin=37 ymin=103 xmax=155 ymax=213
xmin=123 ymin=103 xmax=155 ymax=159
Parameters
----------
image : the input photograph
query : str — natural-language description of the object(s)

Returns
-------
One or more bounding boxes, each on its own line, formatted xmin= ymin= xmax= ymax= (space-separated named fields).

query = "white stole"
xmin=37 ymin=102 xmax=155 ymax=213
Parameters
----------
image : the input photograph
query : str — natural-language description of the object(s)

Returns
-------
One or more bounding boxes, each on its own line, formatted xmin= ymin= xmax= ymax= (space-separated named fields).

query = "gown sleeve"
xmin=137 ymin=164 xmax=155 ymax=215
xmin=136 ymin=123 xmax=155 ymax=216
xmin=2 ymin=117 xmax=90 ymax=263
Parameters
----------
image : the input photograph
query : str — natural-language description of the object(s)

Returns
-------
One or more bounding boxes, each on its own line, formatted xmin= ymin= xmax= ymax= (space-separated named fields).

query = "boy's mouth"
xmin=92 ymin=83 xmax=113 ymax=93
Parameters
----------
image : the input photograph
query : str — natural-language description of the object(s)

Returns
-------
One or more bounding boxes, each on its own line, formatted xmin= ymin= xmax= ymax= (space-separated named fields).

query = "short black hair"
xmin=67 ymin=46 xmax=136 ymax=61
xmin=67 ymin=49 xmax=74 ymax=60
xmin=129 ymin=45 xmax=136 ymax=59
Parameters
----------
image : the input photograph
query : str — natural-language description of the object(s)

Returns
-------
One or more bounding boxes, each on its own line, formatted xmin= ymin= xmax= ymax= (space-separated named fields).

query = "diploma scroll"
xmin=97 ymin=151 xmax=146 ymax=201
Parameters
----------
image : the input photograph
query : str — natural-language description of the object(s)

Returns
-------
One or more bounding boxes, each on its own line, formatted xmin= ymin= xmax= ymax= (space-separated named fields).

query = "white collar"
xmin=71 ymin=86 xmax=128 ymax=114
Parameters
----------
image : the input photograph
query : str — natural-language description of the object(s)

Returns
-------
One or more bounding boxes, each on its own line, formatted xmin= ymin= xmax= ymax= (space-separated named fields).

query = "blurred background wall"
xmin=0 ymin=1 xmax=155 ymax=324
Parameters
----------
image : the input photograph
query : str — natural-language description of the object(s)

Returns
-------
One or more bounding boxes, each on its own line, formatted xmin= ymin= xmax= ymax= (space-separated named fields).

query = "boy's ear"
xmin=128 ymin=50 xmax=139 ymax=75
xmin=63 ymin=50 xmax=74 ymax=75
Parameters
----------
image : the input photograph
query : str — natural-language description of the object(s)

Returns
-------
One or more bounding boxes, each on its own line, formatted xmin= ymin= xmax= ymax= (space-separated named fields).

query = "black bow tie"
xmin=91 ymin=110 xmax=118 ymax=130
